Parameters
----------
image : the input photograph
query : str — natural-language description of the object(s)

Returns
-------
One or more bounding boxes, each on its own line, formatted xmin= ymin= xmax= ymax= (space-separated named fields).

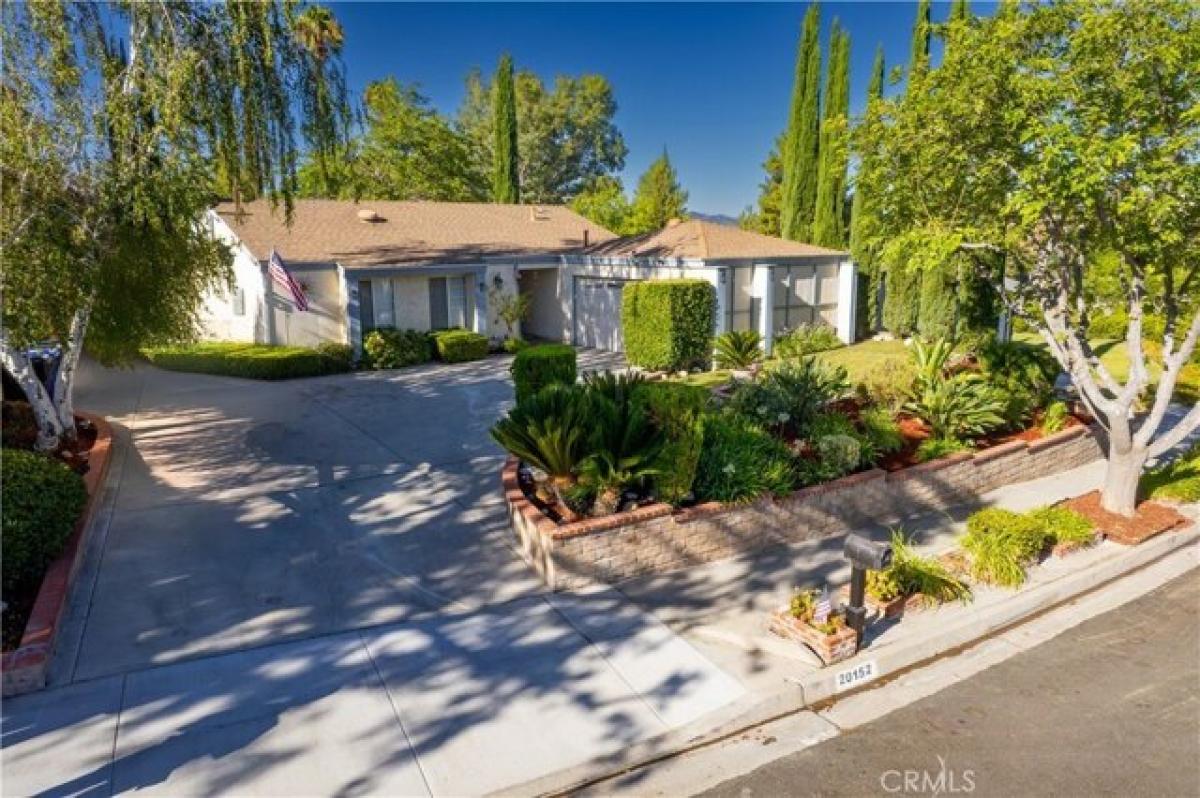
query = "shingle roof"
xmin=584 ymin=219 xmax=846 ymax=260
xmin=214 ymin=199 xmax=617 ymax=267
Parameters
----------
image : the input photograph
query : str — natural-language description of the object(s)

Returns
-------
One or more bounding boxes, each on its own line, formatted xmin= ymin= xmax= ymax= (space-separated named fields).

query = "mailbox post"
xmin=842 ymin=534 xmax=893 ymax=649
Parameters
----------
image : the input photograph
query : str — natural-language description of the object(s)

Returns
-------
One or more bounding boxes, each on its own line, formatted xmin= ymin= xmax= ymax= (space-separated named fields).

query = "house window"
xmin=428 ymin=276 xmax=469 ymax=329
xmin=232 ymin=287 xmax=245 ymax=316
xmin=728 ymin=266 xmax=758 ymax=332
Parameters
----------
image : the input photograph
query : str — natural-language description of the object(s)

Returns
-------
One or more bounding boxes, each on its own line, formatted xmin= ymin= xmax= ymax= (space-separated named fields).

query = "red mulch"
xmin=877 ymin=416 xmax=932 ymax=471
xmin=1062 ymin=490 xmax=1190 ymax=546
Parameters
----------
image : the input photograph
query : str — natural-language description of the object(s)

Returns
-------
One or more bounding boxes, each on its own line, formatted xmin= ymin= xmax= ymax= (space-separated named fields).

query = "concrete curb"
xmin=499 ymin=524 xmax=1199 ymax=798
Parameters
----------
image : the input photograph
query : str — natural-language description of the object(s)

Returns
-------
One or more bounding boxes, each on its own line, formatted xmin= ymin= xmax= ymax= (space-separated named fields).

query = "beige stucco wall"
xmin=269 ymin=265 xmax=345 ymax=347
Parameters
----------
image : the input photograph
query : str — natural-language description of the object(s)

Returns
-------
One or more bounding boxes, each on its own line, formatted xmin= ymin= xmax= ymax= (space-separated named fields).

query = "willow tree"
xmin=857 ymin=0 xmax=1200 ymax=516
xmin=1 ymin=1 xmax=346 ymax=450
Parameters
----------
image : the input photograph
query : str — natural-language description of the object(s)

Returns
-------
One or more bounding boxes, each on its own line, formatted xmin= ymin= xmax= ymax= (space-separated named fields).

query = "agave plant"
xmin=490 ymin=384 xmax=593 ymax=492
xmin=909 ymin=337 xmax=955 ymax=394
xmin=713 ymin=330 xmax=763 ymax=369
xmin=906 ymin=372 xmax=1005 ymax=440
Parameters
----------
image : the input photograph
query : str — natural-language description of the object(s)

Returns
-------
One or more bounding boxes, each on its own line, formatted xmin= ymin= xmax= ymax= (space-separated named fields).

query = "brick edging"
xmin=2 ymin=412 xmax=113 ymax=696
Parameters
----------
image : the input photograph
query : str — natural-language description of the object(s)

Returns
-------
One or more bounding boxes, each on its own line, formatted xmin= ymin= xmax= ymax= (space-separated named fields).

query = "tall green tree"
xmin=812 ymin=22 xmax=851 ymax=248
xmin=856 ymin=0 xmax=1200 ymax=515
xmin=2 ymin=1 xmax=343 ymax=450
xmin=780 ymin=3 xmax=822 ymax=242
xmin=909 ymin=0 xmax=933 ymax=78
xmin=492 ymin=54 xmax=520 ymax=203
xmin=740 ymin=137 xmax=783 ymax=236
xmin=292 ymin=5 xmax=353 ymax=197
xmin=570 ymin=176 xmax=632 ymax=235
xmin=849 ymin=45 xmax=887 ymax=333
xmin=298 ymin=79 xmax=483 ymax=201
xmin=459 ymin=67 xmax=627 ymax=203
xmin=627 ymin=151 xmax=689 ymax=235
xmin=949 ymin=0 xmax=971 ymax=23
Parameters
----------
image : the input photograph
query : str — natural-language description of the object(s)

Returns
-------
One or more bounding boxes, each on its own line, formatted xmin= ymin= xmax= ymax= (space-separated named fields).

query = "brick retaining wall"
xmin=504 ymin=424 xmax=1104 ymax=590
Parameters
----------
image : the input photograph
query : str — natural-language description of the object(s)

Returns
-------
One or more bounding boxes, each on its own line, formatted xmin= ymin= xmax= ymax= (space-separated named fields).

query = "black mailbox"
xmin=844 ymin=534 xmax=893 ymax=571
xmin=842 ymin=534 xmax=894 ymax=648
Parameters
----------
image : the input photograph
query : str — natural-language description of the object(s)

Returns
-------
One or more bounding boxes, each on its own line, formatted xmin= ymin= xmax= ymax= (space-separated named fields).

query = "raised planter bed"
xmin=837 ymin=586 xmax=929 ymax=619
xmin=504 ymin=423 xmax=1104 ymax=591
xmin=768 ymin=609 xmax=858 ymax=666
xmin=2 ymin=412 xmax=113 ymax=696
xmin=1062 ymin=490 xmax=1189 ymax=546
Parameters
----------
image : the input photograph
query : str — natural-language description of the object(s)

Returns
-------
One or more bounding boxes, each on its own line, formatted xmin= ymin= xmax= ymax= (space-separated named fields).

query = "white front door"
xmin=574 ymin=278 xmax=630 ymax=351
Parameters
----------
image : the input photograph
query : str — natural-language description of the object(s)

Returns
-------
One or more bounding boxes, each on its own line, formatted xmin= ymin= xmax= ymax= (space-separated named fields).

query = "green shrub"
xmin=858 ymin=406 xmax=905 ymax=457
xmin=502 ymin=337 xmax=529 ymax=354
xmin=909 ymin=337 xmax=955 ymax=394
xmin=579 ymin=375 xmax=664 ymax=513
xmin=882 ymin=265 xmax=921 ymax=337
xmin=978 ymin=338 xmax=1060 ymax=428
xmin=622 ymin=279 xmax=717 ymax=372
xmin=362 ymin=328 xmax=433 ymax=369
xmin=1041 ymin=401 xmax=1070 ymax=434
xmin=315 ymin=342 xmax=354 ymax=371
xmin=854 ymin=358 xmax=916 ymax=412
xmin=2 ymin=449 xmax=88 ymax=598
xmin=907 ymin=373 xmax=1006 ymax=440
xmin=774 ymin=323 xmax=843 ymax=359
xmin=1028 ymin=506 xmax=1095 ymax=546
xmin=694 ymin=414 xmax=795 ymax=503
xmin=868 ymin=530 xmax=972 ymax=605
xmin=915 ymin=436 xmax=971 ymax=462
xmin=433 ymin=329 xmax=489 ymax=363
xmin=511 ymin=344 xmax=577 ymax=404
xmin=728 ymin=358 xmax=850 ymax=438
xmin=2 ymin=402 xmax=38 ymax=450
xmin=633 ymin=382 xmax=710 ymax=504
xmin=713 ymin=330 xmax=763 ymax=369
xmin=815 ymin=434 xmax=861 ymax=476
xmin=961 ymin=508 xmax=1046 ymax=587
xmin=143 ymin=342 xmax=351 ymax=380
xmin=1141 ymin=443 xmax=1200 ymax=503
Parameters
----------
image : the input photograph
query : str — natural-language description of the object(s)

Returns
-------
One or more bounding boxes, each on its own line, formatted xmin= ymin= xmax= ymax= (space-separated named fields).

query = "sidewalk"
xmin=5 ymin=455 xmax=1196 ymax=795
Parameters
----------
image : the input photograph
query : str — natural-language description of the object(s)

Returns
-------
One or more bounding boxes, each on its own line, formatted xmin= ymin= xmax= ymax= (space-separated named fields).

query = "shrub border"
xmin=3 ymin=412 xmax=113 ymax=696
xmin=503 ymin=423 xmax=1100 ymax=590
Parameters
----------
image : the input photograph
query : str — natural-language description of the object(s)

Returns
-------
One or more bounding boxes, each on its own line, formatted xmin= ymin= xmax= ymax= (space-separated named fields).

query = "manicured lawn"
xmin=143 ymin=341 xmax=352 ymax=380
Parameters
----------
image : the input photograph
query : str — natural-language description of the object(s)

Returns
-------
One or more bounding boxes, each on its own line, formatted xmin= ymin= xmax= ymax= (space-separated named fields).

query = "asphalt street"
xmin=703 ymin=569 xmax=1200 ymax=798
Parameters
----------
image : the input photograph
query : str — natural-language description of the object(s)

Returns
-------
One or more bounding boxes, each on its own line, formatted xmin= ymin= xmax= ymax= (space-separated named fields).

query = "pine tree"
xmin=627 ymin=150 xmax=688 ymax=234
xmin=491 ymin=54 xmax=519 ymax=203
xmin=780 ymin=3 xmax=822 ymax=242
xmin=812 ymin=23 xmax=851 ymax=248
xmin=850 ymin=45 xmax=886 ymax=334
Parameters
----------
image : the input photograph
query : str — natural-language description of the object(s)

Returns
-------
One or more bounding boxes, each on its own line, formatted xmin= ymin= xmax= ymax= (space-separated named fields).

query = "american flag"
xmin=812 ymin=587 xmax=832 ymax=625
xmin=269 ymin=249 xmax=309 ymax=311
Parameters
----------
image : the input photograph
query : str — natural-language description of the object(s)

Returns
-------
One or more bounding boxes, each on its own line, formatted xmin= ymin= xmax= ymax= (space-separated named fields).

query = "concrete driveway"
xmin=3 ymin=351 xmax=746 ymax=797
xmin=61 ymin=350 xmax=625 ymax=680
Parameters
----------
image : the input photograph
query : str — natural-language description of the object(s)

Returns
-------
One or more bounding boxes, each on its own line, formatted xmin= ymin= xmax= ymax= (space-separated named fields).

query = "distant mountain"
xmin=689 ymin=211 xmax=739 ymax=227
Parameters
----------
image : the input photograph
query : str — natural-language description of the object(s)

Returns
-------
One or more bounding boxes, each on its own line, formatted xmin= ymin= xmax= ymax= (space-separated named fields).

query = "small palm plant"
xmin=713 ymin=330 xmax=763 ymax=369
xmin=580 ymin=373 xmax=663 ymax=515
xmin=490 ymin=384 xmax=593 ymax=505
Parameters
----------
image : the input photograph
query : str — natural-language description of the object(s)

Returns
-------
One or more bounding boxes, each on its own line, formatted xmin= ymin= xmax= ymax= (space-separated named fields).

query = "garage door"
xmin=574 ymin=278 xmax=631 ymax=351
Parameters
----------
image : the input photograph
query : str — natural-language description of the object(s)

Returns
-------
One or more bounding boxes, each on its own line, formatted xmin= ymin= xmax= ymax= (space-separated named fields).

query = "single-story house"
xmin=201 ymin=199 xmax=855 ymax=356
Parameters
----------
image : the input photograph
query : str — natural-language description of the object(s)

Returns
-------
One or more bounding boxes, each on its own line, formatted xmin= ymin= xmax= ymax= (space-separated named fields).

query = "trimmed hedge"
xmin=363 ymin=328 xmax=433 ymax=369
xmin=144 ymin=342 xmax=352 ymax=380
xmin=622 ymin=279 xmax=716 ymax=372
xmin=511 ymin=344 xmax=577 ymax=404
xmin=2 ymin=449 xmax=87 ymax=598
xmin=633 ymin=381 xmax=710 ymax=504
xmin=432 ymin=329 xmax=489 ymax=363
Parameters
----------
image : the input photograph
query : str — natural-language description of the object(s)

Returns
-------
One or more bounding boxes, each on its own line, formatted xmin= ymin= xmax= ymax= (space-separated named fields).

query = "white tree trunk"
xmin=0 ymin=338 xmax=65 ymax=450
xmin=1099 ymin=440 xmax=1148 ymax=516
xmin=51 ymin=304 xmax=92 ymax=438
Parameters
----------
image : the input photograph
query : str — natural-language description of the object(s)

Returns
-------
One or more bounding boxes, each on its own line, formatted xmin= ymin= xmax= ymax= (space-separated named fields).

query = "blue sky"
xmin=334 ymin=2 xmax=990 ymax=216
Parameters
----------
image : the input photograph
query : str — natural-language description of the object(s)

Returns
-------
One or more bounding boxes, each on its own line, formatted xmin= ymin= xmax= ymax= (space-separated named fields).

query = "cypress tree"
xmin=950 ymin=0 xmax=970 ymax=22
xmin=780 ymin=3 xmax=821 ymax=242
xmin=812 ymin=23 xmax=850 ymax=248
xmin=492 ymin=54 xmax=519 ymax=203
xmin=909 ymin=0 xmax=932 ymax=79
xmin=850 ymin=45 xmax=886 ymax=334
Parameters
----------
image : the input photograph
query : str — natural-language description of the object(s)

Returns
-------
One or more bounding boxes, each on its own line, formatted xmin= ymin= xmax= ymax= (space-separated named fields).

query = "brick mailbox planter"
xmin=3 ymin=413 xmax=113 ymax=697
xmin=768 ymin=610 xmax=859 ymax=665
xmin=503 ymin=424 xmax=1103 ymax=591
